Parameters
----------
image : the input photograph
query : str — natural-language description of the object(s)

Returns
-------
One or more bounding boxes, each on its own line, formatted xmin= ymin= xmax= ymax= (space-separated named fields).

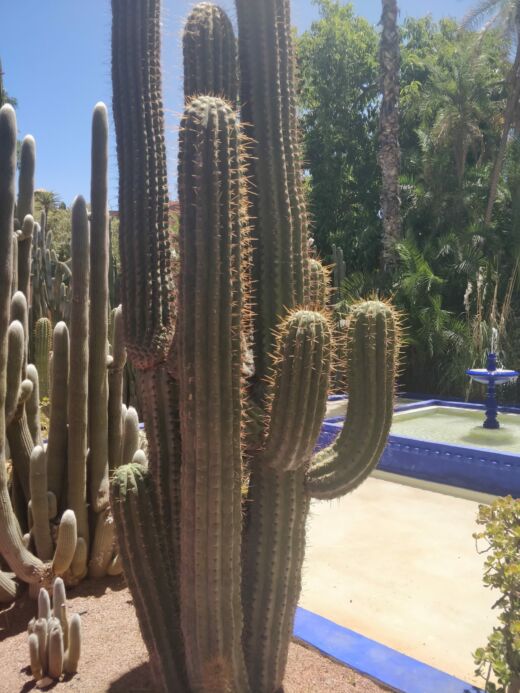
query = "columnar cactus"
xmin=17 ymin=135 xmax=35 ymax=301
xmin=111 ymin=2 xmax=399 ymax=693
xmin=34 ymin=317 xmax=51 ymax=399
xmin=88 ymin=103 xmax=110 ymax=515
xmin=0 ymin=101 xmax=126 ymax=594
xmin=27 ymin=578 xmax=82 ymax=682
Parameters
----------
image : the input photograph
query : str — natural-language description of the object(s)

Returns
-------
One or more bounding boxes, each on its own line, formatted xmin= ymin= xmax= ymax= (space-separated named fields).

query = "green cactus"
xmin=88 ymin=102 xmax=110 ymax=515
xmin=308 ymin=257 xmax=329 ymax=310
xmin=0 ymin=103 xmax=125 ymax=594
xmin=27 ymin=578 xmax=82 ymax=681
xmin=46 ymin=322 xmax=69 ymax=506
xmin=110 ymin=2 xmax=400 ymax=691
xmin=183 ymin=2 xmax=238 ymax=105
xmin=236 ymin=0 xmax=311 ymax=383
xmin=34 ymin=317 xmax=52 ymax=399
xmin=108 ymin=305 xmax=126 ymax=470
xmin=67 ymin=196 xmax=89 ymax=551
xmin=332 ymin=243 xmax=346 ymax=301
xmin=17 ymin=135 xmax=35 ymax=301
xmin=0 ymin=104 xmax=47 ymax=585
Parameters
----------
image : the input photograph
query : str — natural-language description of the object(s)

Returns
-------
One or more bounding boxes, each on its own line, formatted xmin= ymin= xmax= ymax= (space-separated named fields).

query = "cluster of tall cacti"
xmin=28 ymin=577 xmax=81 ymax=681
xmin=110 ymin=2 xmax=400 ymax=692
xmin=31 ymin=212 xmax=72 ymax=328
xmin=0 ymin=101 xmax=141 ymax=602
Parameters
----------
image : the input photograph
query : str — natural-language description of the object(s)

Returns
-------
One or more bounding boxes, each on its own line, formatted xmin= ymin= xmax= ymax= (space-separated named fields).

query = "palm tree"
xmin=421 ymin=46 xmax=497 ymax=186
xmin=34 ymin=190 xmax=61 ymax=217
xmin=378 ymin=0 xmax=401 ymax=269
xmin=464 ymin=0 xmax=520 ymax=224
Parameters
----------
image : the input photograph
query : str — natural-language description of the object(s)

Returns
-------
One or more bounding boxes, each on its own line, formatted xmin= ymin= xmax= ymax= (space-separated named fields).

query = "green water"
xmin=391 ymin=406 xmax=520 ymax=454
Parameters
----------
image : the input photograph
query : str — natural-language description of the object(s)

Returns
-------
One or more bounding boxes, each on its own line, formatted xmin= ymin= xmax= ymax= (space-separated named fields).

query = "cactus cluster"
xmin=110 ymin=2 xmax=400 ymax=692
xmin=31 ymin=213 xmax=72 ymax=329
xmin=27 ymin=578 xmax=81 ymax=682
xmin=0 ymin=100 xmax=136 ymax=601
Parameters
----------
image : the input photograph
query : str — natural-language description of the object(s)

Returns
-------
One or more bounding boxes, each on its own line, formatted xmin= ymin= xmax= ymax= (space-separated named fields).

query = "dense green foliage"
xmin=299 ymin=2 xmax=520 ymax=398
xmin=474 ymin=497 xmax=520 ymax=692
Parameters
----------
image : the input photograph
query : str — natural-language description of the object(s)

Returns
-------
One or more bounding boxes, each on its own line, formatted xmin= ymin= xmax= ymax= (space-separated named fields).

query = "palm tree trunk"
xmin=485 ymin=44 xmax=520 ymax=225
xmin=378 ymin=0 xmax=401 ymax=269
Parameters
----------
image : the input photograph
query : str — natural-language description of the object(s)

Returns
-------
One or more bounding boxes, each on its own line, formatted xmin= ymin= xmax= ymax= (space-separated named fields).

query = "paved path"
xmin=300 ymin=474 xmax=497 ymax=685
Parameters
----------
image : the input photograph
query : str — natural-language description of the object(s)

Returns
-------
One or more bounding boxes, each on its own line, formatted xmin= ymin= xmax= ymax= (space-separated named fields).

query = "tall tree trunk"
xmin=485 ymin=43 xmax=520 ymax=225
xmin=378 ymin=0 xmax=401 ymax=269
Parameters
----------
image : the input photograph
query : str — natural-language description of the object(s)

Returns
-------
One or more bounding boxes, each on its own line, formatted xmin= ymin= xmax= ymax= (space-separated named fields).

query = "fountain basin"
xmin=317 ymin=400 xmax=520 ymax=497
xmin=466 ymin=368 xmax=519 ymax=386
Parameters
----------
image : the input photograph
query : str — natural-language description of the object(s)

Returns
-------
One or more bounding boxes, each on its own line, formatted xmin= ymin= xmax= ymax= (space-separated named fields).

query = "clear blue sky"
xmin=0 ymin=0 xmax=473 ymax=208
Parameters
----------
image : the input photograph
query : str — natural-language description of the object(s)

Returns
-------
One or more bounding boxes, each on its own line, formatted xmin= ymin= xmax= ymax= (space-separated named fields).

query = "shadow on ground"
xmin=108 ymin=662 xmax=153 ymax=692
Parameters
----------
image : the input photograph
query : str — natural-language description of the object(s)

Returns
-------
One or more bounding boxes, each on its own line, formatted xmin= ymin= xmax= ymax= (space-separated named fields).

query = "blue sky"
xmin=1 ymin=0 xmax=473 ymax=208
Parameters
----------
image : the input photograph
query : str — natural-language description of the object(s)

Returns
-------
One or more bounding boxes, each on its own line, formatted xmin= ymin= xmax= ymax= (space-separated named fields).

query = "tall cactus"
xmin=0 ymin=105 xmax=46 ymax=584
xmin=110 ymin=2 xmax=400 ymax=692
xmin=88 ymin=103 xmax=110 ymax=514
xmin=67 ymin=196 xmax=89 ymax=550
xmin=34 ymin=317 xmax=51 ymax=399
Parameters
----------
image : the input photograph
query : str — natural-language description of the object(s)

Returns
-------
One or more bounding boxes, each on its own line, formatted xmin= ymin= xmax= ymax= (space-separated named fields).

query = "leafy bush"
xmin=474 ymin=497 xmax=520 ymax=693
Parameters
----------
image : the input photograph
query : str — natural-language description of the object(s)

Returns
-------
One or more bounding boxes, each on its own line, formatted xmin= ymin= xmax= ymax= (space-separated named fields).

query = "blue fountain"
xmin=466 ymin=350 xmax=518 ymax=429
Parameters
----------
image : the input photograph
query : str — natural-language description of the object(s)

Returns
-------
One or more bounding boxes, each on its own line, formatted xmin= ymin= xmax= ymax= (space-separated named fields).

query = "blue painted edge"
xmin=293 ymin=607 xmax=484 ymax=693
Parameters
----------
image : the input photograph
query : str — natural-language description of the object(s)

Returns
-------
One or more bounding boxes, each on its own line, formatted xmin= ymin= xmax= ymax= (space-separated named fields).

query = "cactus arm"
xmin=242 ymin=311 xmax=331 ymax=693
xmin=87 ymin=507 xmax=115 ymax=578
xmin=63 ymin=613 xmax=81 ymax=674
xmin=17 ymin=135 xmax=35 ymax=300
xmin=11 ymin=290 xmax=29 ymax=374
xmin=52 ymin=509 xmax=78 ymax=575
xmin=67 ymin=196 xmax=90 ymax=546
xmin=243 ymin=465 xmax=309 ymax=693
xmin=308 ymin=258 xmax=329 ymax=310
xmin=260 ymin=310 xmax=331 ymax=471
xmin=236 ymin=0 xmax=309 ymax=380
xmin=46 ymin=322 xmax=69 ymax=506
xmin=0 ymin=569 xmax=19 ymax=603
xmin=25 ymin=365 xmax=42 ymax=447
xmin=30 ymin=446 xmax=53 ymax=561
xmin=183 ymin=3 xmax=238 ymax=106
xmin=306 ymin=301 xmax=399 ymax=499
xmin=48 ymin=625 xmax=64 ymax=679
xmin=88 ymin=102 xmax=110 ymax=513
xmin=111 ymin=0 xmax=174 ymax=369
xmin=34 ymin=317 xmax=52 ymax=400
xmin=111 ymin=463 xmax=187 ymax=691
xmin=177 ymin=96 xmax=249 ymax=692
xmin=108 ymin=305 xmax=126 ymax=471
xmin=120 ymin=406 xmax=139 ymax=467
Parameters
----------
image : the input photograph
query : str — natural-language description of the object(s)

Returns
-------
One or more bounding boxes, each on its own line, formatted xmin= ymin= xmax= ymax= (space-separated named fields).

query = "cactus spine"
xmin=109 ymin=2 xmax=400 ymax=692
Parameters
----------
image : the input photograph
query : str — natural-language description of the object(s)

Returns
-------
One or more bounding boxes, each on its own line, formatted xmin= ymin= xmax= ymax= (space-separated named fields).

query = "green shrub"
xmin=473 ymin=496 xmax=520 ymax=692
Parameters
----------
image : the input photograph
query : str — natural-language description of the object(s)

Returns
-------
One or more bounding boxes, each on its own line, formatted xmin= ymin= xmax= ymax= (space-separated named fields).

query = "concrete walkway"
xmin=300 ymin=474 xmax=498 ymax=686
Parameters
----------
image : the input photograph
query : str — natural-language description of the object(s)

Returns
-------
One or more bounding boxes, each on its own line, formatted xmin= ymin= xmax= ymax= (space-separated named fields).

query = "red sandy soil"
xmin=0 ymin=576 xmax=389 ymax=692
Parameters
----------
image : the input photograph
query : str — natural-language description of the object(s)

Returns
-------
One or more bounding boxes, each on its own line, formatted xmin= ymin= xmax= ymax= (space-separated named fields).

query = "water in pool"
xmin=391 ymin=406 xmax=520 ymax=453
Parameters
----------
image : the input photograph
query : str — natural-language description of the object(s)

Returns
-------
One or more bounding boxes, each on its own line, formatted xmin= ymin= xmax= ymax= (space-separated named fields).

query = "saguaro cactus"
xmin=110 ymin=2 xmax=400 ymax=692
